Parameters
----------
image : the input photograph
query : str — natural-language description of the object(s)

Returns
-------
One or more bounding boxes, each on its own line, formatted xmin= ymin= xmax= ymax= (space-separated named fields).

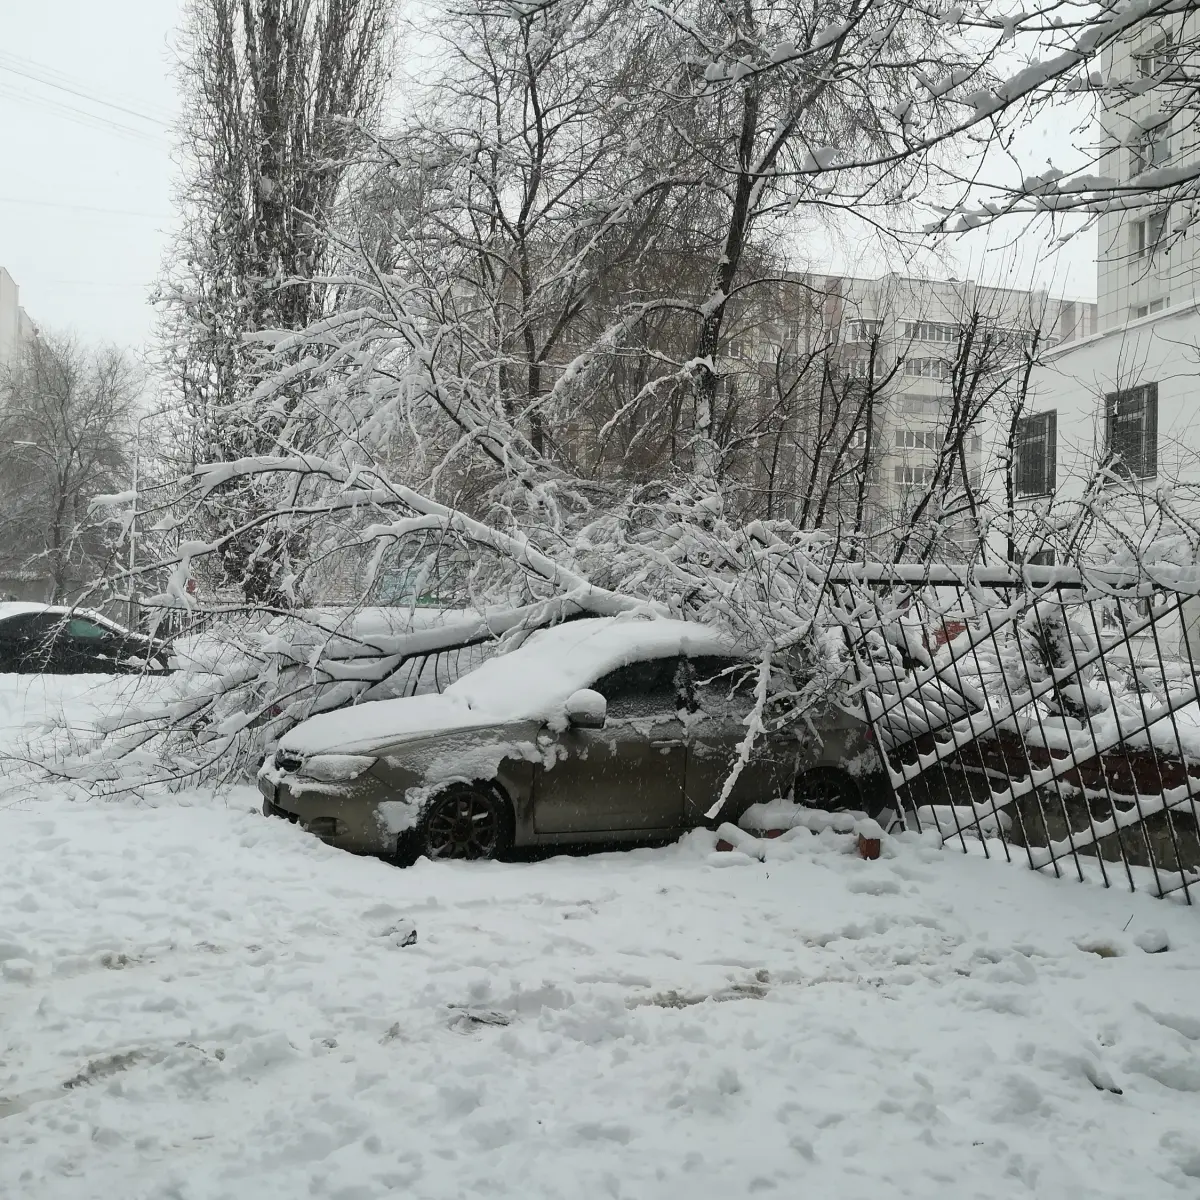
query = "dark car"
xmin=0 ymin=603 xmax=171 ymax=675
xmin=258 ymin=616 xmax=887 ymax=862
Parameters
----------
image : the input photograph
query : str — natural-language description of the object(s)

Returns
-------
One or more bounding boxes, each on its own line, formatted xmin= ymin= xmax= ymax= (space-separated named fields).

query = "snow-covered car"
xmin=0 ymin=603 xmax=171 ymax=675
xmin=258 ymin=615 xmax=886 ymax=861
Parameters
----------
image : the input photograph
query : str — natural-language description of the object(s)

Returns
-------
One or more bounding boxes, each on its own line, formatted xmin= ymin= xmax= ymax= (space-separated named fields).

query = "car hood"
xmin=278 ymin=693 xmax=504 ymax=756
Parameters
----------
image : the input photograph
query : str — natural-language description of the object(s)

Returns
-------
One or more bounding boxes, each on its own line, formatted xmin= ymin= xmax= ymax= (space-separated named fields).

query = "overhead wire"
xmin=0 ymin=81 xmax=165 ymax=145
xmin=0 ymin=195 xmax=170 ymax=220
xmin=0 ymin=51 xmax=172 ymax=129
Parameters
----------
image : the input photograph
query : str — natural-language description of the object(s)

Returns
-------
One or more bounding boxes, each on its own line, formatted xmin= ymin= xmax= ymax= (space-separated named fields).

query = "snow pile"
xmin=2 ymin=792 xmax=1200 ymax=1197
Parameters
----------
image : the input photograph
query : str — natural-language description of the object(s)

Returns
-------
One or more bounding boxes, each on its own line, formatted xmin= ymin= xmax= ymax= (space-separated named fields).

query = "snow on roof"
xmin=0 ymin=602 xmax=48 ymax=620
xmin=280 ymin=616 xmax=739 ymax=755
xmin=445 ymin=616 xmax=736 ymax=712
xmin=0 ymin=602 xmax=130 ymax=632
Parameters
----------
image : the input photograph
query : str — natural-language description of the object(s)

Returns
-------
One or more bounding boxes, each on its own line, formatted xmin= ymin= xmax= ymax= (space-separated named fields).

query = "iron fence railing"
xmin=830 ymin=565 xmax=1200 ymax=902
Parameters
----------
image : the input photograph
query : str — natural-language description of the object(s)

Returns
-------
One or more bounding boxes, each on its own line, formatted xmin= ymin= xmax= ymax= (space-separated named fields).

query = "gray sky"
xmin=0 ymin=1 xmax=1097 ymax=356
xmin=0 ymin=1 xmax=181 ymax=352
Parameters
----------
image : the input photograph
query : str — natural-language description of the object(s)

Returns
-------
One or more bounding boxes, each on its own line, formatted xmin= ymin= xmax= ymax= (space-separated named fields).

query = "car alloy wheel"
xmin=419 ymin=786 xmax=508 ymax=861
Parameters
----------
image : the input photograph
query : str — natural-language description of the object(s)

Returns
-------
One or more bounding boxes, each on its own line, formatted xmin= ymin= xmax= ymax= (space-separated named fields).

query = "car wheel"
xmin=402 ymin=783 xmax=513 ymax=865
xmin=793 ymin=766 xmax=862 ymax=813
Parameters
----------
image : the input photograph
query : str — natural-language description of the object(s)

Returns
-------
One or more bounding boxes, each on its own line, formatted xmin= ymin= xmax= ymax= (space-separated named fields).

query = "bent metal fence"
xmin=829 ymin=565 xmax=1200 ymax=903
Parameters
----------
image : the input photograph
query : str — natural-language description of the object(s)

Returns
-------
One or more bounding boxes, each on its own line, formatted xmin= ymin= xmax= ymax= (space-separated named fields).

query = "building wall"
xmin=1012 ymin=306 xmax=1200 ymax=504
xmin=1004 ymin=15 xmax=1200 ymax=563
xmin=1096 ymin=14 xmax=1200 ymax=329
xmin=0 ymin=266 xmax=33 ymax=367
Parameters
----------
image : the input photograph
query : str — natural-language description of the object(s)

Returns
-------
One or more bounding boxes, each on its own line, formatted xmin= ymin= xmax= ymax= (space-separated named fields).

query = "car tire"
xmin=397 ymin=783 xmax=514 ymax=866
xmin=793 ymin=766 xmax=864 ymax=813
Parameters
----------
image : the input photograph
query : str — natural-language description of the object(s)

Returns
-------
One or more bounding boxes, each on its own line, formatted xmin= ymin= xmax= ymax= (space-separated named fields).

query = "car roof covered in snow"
xmin=0 ymin=602 xmax=131 ymax=633
xmin=278 ymin=615 xmax=740 ymax=755
xmin=444 ymin=616 xmax=737 ymax=711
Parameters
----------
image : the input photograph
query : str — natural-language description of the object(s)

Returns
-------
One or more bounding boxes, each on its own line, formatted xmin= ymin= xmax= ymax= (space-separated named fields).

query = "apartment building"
xmin=0 ymin=266 xmax=34 ymax=368
xmin=723 ymin=271 xmax=1094 ymax=546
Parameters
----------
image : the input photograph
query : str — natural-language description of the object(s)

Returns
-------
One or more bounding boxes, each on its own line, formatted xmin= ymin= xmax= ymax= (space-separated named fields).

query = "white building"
xmin=764 ymin=273 xmax=1096 ymax=546
xmin=0 ymin=266 xmax=34 ymax=368
xmin=1011 ymin=17 xmax=1200 ymax=558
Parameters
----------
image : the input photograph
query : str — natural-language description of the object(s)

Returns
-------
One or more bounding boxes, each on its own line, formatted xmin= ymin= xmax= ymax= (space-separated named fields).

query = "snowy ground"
xmin=2 ymin=784 xmax=1200 ymax=1199
xmin=3 ymin=671 xmax=1200 ymax=1198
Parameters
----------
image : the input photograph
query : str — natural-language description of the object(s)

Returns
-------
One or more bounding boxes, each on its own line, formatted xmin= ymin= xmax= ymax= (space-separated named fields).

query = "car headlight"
xmin=275 ymin=752 xmax=378 ymax=782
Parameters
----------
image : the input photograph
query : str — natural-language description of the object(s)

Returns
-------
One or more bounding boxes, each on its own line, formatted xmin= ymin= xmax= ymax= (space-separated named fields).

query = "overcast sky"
xmin=0 ymin=1 xmax=181 ymax=352
xmin=0 ymin=1 xmax=1098 ymax=356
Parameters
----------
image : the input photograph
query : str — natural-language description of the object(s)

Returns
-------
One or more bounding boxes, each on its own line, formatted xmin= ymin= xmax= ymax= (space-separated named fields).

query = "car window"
xmin=592 ymin=656 xmax=685 ymax=719
xmin=26 ymin=614 xmax=65 ymax=638
xmin=0 ymin=614 xmax=37 ymax=637
xmin=689 ymin=655 xmax=758 ymax=718
xmin=68 ymin=618 xmax=109 ymax=639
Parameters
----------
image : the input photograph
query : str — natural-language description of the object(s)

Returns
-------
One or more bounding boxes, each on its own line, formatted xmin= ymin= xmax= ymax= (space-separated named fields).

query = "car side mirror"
xmin=564 ymin=688 xmax=606 ymax=729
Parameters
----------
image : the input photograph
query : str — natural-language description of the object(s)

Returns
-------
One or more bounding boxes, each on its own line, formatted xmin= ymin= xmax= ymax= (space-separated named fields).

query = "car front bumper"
xmin=257 ymin=771 xmax=405 ymax=856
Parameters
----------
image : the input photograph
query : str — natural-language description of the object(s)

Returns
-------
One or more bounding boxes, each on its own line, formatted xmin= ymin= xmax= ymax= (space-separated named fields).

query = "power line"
xmin=0 ymin=55 xmax=171 ymax=129
xmin=0 ymin=82 xmax=165 ymax=145
xmin=0 ymin=195 xmax=171 ymax=220
xmin=0 ymin=49 xmax=173 ymax=124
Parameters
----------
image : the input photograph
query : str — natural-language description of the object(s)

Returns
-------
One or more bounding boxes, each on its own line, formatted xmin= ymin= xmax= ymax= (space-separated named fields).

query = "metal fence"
xmin=830 ymin=565 xmax=1200 ymax=903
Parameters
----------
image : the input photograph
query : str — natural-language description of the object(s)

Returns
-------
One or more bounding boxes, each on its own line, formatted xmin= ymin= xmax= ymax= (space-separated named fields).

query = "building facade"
xmin=1010 ymin=15 xmax=1200 ymax=560
xmin=0 ymin=266 xmax=34 ymax=368
xmin=725 ymin=271 xmax=1095 ymax=550
xmin=1095 ymin=16 xmax=1200 ymax=330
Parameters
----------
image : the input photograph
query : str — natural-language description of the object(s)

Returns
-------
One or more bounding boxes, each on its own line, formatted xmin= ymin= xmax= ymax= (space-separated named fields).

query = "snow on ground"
xmin=3 ymin=788 xmax=1200 ymax=1199
xmin=0 ymin=672 xmax=167 ymax=774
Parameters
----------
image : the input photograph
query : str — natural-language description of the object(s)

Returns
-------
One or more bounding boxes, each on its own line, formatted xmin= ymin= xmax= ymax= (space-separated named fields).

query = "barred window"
xmin=1014 ymin=411 xmax=1056 ymax=497
xmin=1104 ymin=384 xmax=1158 ymax=480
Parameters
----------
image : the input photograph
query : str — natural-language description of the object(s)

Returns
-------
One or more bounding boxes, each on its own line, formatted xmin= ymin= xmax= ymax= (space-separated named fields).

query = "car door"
xmin=532 ymin=655 xmax=688 ymax=835
xmin=683 ymin=656 xmax=796 ymax=824
xmin=61 ymin=617 xmax=118 ymax=672
xmin=0 ymin=614 xmax=40 ymax=672
xmin=21 ymin=614 xmax=68 ymax=672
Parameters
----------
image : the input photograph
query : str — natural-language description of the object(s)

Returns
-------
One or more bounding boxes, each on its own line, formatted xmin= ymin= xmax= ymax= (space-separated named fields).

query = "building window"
xmin=1132 ymin=208 xmax=1168 ymax=258
xmin=1132 ymin=298 xmax=1167 ymax=319
xmin=1105 ymin=384 xmax=1158 ymax=479
xmin=1026 ymin=549 xmax=1055 ymax=567
xmin=846 ymin=319 xmax=882 ymax=342
xmin=901 ymin=393 xmax=945 ymax=415
xmin=1135 ymin=33 xmax=1174 ymax=79
xmin=895 ymin=430 xmax=939 ymax=450
xmin=903 ymin=321 xmax=958 ymax=343
xmin=894 ymin=464 xmax=936 ymax=487
xmin=987 ymin=327 xmax=1037 ymax=356
xmin=1014 ymin=411 xmax=1056 ymax=497
xmin=1132 ymin=122 xmax=1171 ymax=176
xmin=903 ymin=357 xmax=952 ymax=380
xmin=848 ymin=428 xmax=869 ymax=450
